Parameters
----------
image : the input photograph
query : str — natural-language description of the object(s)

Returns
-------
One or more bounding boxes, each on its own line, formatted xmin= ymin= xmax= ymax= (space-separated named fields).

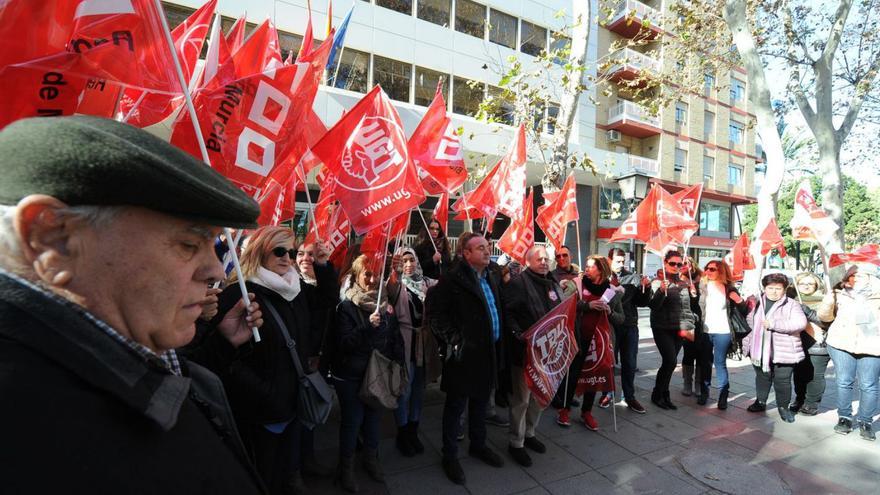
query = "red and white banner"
xmin=408 ymin=83 xmax=467 ymax=195
xmin=536 ymin=173 xmax=578 ymax=250
xmin=609 ymin=186 xmax=660 ymax=243
xmin=311 ymin=85 xmax=426 ymax=235
xmin=464 ymin=124 xmax=527 ymax=220
xmin=497 ymin=189 xmax=534 ymax=266
xmin=575 ymin=294 xmax=615 ymax=394
xmin=225 ymin=14 xmax=247 ymax=53
xmin=725 ymin=233 xmax=756 ymax=281
xmin=756 ymin=218 xmax=787 ymax=258
xmin=433 ymin=193 xmax=449 ymax=233
xmin=790 ymin=180 xmax=838 ymax=245
xmin=828 ymin=244 xmax=880 ymax=268
xmin=523 ymin=296 xmax=579 ymax=409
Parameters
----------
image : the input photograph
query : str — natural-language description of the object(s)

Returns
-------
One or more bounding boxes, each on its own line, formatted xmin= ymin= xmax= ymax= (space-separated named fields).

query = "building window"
xmin=599 ymin=187 xmax=625 ymax=220
xmin=703 ymin=110 xmax=715 ymax=140
xmin=728 ymin=164 xmax=743 ymax=186
xmin=729 ymin=121 xmax=744 ymax=145
xmin=546 ymin=103 xmax=560 ymax=134
xmin=453 ymin=76 xmax=484 ymax=117
xmin=278 ymin=32 xmax=304 ymax=62
xmin=699 ymin=202 xmax=731 ymax=233
xmin=417 ymin=0 xmax=451 ymax=27
xmin=730 ymin=78 xmax=746 ymax=102
xmin=489 ymin=9 xmax=517 ymax=49
xmin=520 ymin=20 xmax=547 ymax=56
xmin=373 ymin=55 xmax=412 ymax=103
xmin=414 ymin=66 xmax=447 ymax=106
xmin=487 ymin=86 xmax=515 ymax=125
xmin=704 ymin=73 xmax=715 ymax=96
xmin=455 ymin=0 xmax=486 ymax=39
xmin=331 ymin=48 xmax=370 ymax=93
xmin=550 ymin=31 xmax=571 ymax=65
xmin=674 ymin=102 xmax=688 ymax=128
xmin=674 ymin=147 xmax=687 ymax=173
xmin=703 ymin=155 xmax=714 ymax=179
xmin=376 ymin=0 xmax=413 ymax=15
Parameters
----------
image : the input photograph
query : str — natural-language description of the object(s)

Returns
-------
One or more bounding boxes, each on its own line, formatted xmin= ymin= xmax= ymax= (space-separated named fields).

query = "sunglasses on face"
xmin=272 ymin=247 xmax=296 ymax=258
xmin=705 ymin=267 xmax=718 ymax=272
xmin=667 ymin=261 xmax=683 ymax=267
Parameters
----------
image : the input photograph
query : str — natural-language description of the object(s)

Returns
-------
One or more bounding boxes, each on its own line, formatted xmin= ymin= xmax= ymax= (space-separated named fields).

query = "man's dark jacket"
xmin=503 ymin=269 xmax=563 ymax=367
xmin=612 ymin=269 xmax=651 ymax=327
xmin=426 ymin=262 xmax=505 ymax=398
xmin=0 ymin=272 xmax=263 ymax=494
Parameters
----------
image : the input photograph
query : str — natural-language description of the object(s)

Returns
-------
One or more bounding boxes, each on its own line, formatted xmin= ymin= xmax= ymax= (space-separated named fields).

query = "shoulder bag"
xmin=262 ymin=299 xmax=333 ymax=430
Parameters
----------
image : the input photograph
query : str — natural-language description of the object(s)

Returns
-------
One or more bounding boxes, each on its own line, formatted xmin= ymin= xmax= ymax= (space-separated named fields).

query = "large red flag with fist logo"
xmin=311 ymin=85 xmax=426 ymax=235
xmin=523 ymin=296 xmax=579 ymax=408
xmin=498 ymin=189 xmax=535 ymax=266
xmin=536 ymin=174 xmax=579 ymax=250
xmin=408 ymin=83 xmax=468 ymax=195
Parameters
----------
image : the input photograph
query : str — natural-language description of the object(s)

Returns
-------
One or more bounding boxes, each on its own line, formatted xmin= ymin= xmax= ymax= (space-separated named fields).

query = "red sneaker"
xmin=556 ymin=408 xmax=571 ymax=427
xmin=598 ymin=394 xmax=613 ymax=409
xmin=581 ymin=412 xmax=599 ymax=431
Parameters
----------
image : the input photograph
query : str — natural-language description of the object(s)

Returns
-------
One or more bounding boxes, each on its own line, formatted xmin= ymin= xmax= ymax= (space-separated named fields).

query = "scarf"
xmin=397 ymin=246 xmax=429 ymax=302
xmin=248 ymin=266 xmax=301 ymax=301
xmin=582 ymin=276 xmax=610 ymax=297
xmin=345 ymin=282 xmax=387 ymax=314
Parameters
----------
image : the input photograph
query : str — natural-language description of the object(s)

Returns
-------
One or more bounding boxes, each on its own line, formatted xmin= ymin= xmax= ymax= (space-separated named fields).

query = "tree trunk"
xmin=723 ymin=0 xmax=787 ymax=295
xmin=815 ymin=137 xmax=846 ymax=251
xmin=543 ymin=1 xmax=590 ymax=192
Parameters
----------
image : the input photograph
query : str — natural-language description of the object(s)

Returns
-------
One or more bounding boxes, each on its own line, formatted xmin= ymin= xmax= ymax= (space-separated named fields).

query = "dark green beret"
xmin=0 ymin=115 xmax=259 ymax=229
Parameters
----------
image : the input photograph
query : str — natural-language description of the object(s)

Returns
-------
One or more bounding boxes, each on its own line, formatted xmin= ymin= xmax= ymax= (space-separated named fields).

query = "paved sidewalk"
xmin=307 ymin=310 xmax=879 ymax=494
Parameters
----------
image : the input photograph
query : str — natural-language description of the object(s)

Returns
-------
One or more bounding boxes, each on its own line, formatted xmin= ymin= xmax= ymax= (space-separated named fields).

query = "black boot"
xmin=396 ymin=425 xmax=416 ymax=457
xmin=696 ymin=383 xmax=709 ymax=406
xmin=337 ymin=455 xmax=359 ymax=493
xmin=409 ymin=421 xmax=425 ymax=454
xmin=651 ymin=388 xmax=669 ymax=410
xmin=362 ymin=448 xmax=385 ymax=482
xmin=289 ymin=470 xmax=308 ymax=495
xmin=717 ymin=386 xmax=729 ymax=410
xmin=662 ymin=391 xmax=678 ymax=410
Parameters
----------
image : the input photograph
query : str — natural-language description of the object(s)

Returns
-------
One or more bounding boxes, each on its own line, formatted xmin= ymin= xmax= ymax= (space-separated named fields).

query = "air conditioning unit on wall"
xmin=607 ymin=130 xmax=622 ymax=142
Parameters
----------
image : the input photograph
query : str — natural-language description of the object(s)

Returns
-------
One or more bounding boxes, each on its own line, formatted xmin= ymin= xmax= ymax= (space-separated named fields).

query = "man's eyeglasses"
xmin=667 ymin=261 xmax=684 ymax=268
xmin=272 ymin=247 xmax=296 ymax=258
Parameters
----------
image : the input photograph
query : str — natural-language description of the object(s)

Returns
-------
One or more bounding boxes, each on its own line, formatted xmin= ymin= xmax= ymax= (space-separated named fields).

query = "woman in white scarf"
xmin=387 ymin=246 xmax=438 ymax=457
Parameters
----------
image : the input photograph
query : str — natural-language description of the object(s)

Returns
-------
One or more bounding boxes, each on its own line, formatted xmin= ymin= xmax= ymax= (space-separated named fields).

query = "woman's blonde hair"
xmin=348 ymin=254 xmax=373 ymax=287
xmin=227 ymin=226 xmax=295 ymax=283
xmin=795 ymin=272 xmax=825 ymax=295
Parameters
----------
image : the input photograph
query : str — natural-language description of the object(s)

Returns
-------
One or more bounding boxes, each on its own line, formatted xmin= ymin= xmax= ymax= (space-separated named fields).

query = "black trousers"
xmin=442 ymin=392 xmax=488 ymax=460
xmin=242 ymin=421 xmax=299 ymax=495
xmin=793 ymin=353 xmax=832 ymax=407
xmin=754 ymin=363 xmax=796 ymax=407
xmin=652 ymin=328 xmax=682 ymax=394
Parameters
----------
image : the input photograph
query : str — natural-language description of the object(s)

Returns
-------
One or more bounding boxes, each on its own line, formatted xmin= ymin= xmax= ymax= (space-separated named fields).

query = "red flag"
xmin=498 ymin=189 xmax=535 ymax=266
xmin=467 ymin=124 xmax=527 ymax=220
xmin=790 ymin=180 xmax=838 ymax=244
xmin=673 ymin=183 xmax=703 ymax=220
xmin=757 ymin=218 xmax=787 ymax=258
xmin=452 ymin=186 xmax=496 ymax=221
xmin=305 ymin=187 xmax=351 ymax=260
xmin=310 ymin=85 xmax=427 ymax=235
xmin=170 ymin=36 xmax=332 ymax=195
xmin=725 ymin=233 xmax=756 ymax=282
xmin=575 ymin=292 xmax=615 ymax=395
xmin=361 ymin=222 xmax=392 ymax=274
xmin=536 ymin=174 xmax=578 ymax=250
xmin=255 ymin=167 xmax=298 ymax=227
xmin=298 ymin=0 xmax=315 ymax=61
xmin=433 ymin=193 xmax=449 ymax=233
xmin=608 ymin=186 xmax=660 ymax=243
xmin=645 ymin=231 xmax=679 ymax=256
xmin=409 ymin=82 xmax=468 ymax=195
xmin=523 ymin=296 xmax=579 ymax=408
xmin=118 ymin=0 xmax=216 ymax=127
xmin=829 ymin=244 xmax=880 ymax=268
xmin=389 ymin=211 xmax=410 ymax=240
xmin=225 ymin=14 xmax=247 ymax=53
xmin=197 ymin=13 xmax=231 ymax=89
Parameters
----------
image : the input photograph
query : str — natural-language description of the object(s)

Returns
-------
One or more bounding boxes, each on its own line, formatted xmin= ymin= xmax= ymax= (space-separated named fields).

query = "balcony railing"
xmin=611 ymin=0 xmax=660 ymax=26
xmin=608 ymin=48 xmax=660 ymax=74
xmin=608 ymin=100 xmax=660 ymax=128
xmin=618 ymin=154 xmax=660 ymax=177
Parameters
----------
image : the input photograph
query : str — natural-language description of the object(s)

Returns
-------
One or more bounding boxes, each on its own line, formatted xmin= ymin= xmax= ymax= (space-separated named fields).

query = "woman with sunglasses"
xmin=790 ymin=272 xmax=831 ymax=416
xmin=648 ymin=251 xmax=698 ymax=410
xmin=331 ymin=254 xmax=404 ymax=492
xmin=213 ymin=227 xmax=338 ymax=495
xmin=414 ymin=218 xmax=452 ymax=279
xmin=696 ymin=260 xmax=747 ymax=409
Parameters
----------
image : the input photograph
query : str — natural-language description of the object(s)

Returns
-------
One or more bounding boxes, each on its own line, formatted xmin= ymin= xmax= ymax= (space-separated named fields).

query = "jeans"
xmin=334 ymin=377 xmax=380 ymax=458
xmin=614 ymin=324 xmax=640 ymax=400
xmin=705 ymin=333 xmax=732 ymax=389
xmin=442 ymin=392 xmax=488 ymax=459
xmin=793 ymin=353 xmax=831 ymax=407
xmin=395 ymin=364 xmax=426 ymax=426
xmin=827 ymin=346 xmax=880 ymax=423
xmin=652 ymin=328 xmax=682 ymax=394
xmin=753 ymin=363 xmax=795 ymax=407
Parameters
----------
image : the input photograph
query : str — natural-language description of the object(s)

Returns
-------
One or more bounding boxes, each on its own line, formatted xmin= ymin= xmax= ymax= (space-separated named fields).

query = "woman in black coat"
xmin=213 ymin=227 xmax=336 ymax=495
xmin=414 ymin=217 xmax=452 ymax=279
xmin=331 ymin=254 xmax=404 ymax=493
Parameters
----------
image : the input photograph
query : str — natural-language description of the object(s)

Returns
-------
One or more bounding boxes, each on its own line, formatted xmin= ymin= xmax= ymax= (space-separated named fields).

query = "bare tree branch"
xmin=837 ymin=53 xmax=880 ymax=138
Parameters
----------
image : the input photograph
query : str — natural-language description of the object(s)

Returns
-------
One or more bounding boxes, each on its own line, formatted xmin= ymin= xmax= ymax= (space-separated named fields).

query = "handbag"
xmin=354 ymin=310 xmax=408 ymax=410
xmin=262 ymin=299 xmax=333 ymax=430
xmin=727 ymin=297 xmax=752 ymax=337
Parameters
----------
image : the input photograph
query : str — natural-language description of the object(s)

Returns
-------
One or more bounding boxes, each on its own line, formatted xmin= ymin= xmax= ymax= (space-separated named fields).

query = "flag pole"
xmin=417 ymin=208 xmax=439 ymax=254
xmin=153 ymin=0 xmax=260 ymax=342
xmin=296 ymin=161 xmax=317 ymax=238
xmin=374 ymin=221 xmax=393 ymax=316
xmin=575 ymin=220 xmax=583 ymax=272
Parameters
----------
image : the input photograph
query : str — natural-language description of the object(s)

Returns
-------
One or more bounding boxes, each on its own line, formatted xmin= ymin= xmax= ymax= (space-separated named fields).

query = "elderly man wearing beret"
xmin=0 ymin=116 xmax=267 ymax=493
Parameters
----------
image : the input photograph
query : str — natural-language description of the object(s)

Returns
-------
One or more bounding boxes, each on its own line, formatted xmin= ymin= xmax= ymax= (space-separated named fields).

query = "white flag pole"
xmin=296 ymin=160 xmax=317 ymax=237
xmin=575 ymin=219 xmax=583 ymax=272
xmin=153 ymin=0 xmax=260 ymax=342
xmin=374 ymin=221 xmax=393 ymax=316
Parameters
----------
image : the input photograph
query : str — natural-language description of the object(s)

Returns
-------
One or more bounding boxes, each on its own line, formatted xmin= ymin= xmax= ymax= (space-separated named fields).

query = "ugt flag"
xmin=523 ymin=296 xmax=579 ymax=408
